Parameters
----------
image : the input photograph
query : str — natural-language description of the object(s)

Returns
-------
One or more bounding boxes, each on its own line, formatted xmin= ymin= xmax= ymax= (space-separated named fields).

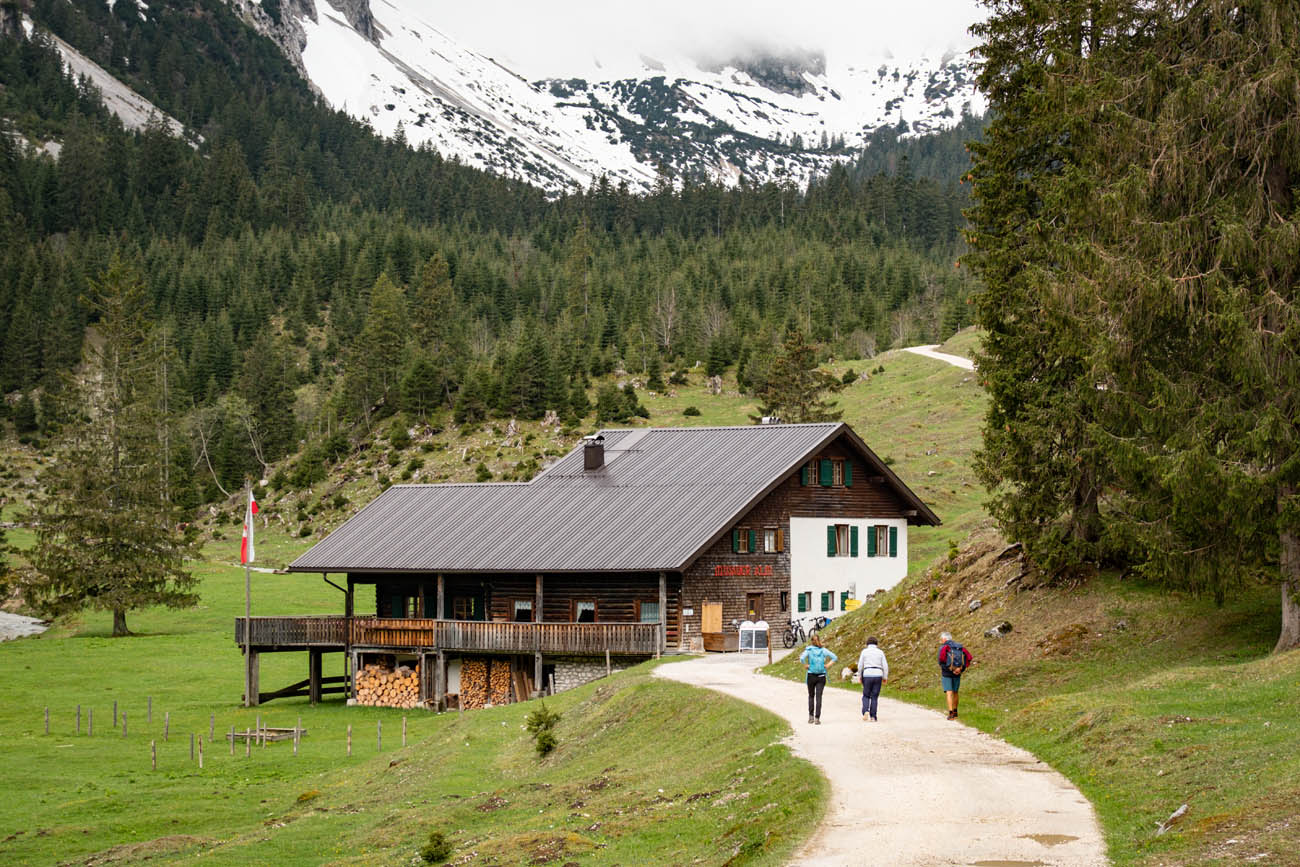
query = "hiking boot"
xmin=814 ymin=718 xmax=821 ymax=725
xmin=946 ymin=710 xmax=957 ymax=720
xmin=871 ymin=716 xmax=878 ymax=722
xmin=862 ymin=713 xmax=871 ymax=722
xmin=808 ymin=716 xmax=815 ymax=724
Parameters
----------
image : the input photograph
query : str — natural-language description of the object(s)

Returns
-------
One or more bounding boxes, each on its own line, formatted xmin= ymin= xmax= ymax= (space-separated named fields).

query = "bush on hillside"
xmin=525 ymin=702 xmax=561 ymax=757
xmin=683 ymin=406 xmax=701 ymax=417
xmin=419 ymin=830 xmax=453 ymax=863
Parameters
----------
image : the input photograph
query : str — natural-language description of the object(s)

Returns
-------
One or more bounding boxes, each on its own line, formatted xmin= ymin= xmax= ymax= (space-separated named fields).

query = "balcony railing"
xmin=235 ymin=616 xmax=661 ymax=655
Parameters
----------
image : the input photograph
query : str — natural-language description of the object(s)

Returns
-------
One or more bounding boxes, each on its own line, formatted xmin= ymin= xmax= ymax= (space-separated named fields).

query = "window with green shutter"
xmin=748 ymin=529 xmax=757 ymax=554
xmin=840 ymin=591 xmax=849 ymax=611
xmin=889 ymin=526 xmax=899 ymax=557
xmin=866 ymin=525 xmax=877 ymax=557
xmin=732 ymin=528 xmax=739 ymax=553
xmin=797 ymin=592 xmax=808 ymax=612
xmin=800 ymin=465 xmax=809 ymax=485
xmin=826 ymin=525 xmax=837 ymax=556
xmin=820 ymin=591 xmax=831 ymax=610
xmin=819 ymin=458 xmax=833 ymax=486
xmin=850 ymin=525 xmax=859 ymax=557
xmin=844 ymin=461 xmax=852 ymax=486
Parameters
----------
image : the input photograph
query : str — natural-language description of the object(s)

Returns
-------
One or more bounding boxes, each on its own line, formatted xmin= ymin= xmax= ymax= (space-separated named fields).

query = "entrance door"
xmin=746 ymin=593 xmax=764 ymax=621
xmin=701 ymin=602 xmax=723 ymax=634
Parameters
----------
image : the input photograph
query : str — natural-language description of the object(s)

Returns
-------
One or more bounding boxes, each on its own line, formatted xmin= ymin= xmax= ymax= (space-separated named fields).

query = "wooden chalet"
xmin=236 ymin=422 xmax=939 ymax=708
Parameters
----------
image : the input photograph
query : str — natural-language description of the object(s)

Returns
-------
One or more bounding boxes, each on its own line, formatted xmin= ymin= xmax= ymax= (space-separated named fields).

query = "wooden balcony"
xmin=235 ymin=616 xmax=661 ymax=655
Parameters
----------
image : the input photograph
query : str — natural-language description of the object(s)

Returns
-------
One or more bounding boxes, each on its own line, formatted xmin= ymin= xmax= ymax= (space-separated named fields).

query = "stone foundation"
xmin=549 ymin=655 xmax=646 ymax=692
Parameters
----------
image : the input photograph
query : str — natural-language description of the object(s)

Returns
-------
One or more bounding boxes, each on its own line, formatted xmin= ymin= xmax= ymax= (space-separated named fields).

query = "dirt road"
xmin=658 ymin=652 xmax=1106 ymax=866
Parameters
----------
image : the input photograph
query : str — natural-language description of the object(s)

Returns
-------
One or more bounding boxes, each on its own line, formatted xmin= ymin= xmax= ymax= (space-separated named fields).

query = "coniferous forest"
xmin=0 ymin=0 xmax=976 ymax=511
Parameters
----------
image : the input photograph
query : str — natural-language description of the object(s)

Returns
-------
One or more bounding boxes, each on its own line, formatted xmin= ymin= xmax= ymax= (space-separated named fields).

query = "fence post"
xmin=190 ymin=732 xmax=195 ymax=761
xmin=347 ymin=724 xmax=352 ymax=757
xmin=77 ymin=705 xmax=81 ymax=735
xmin=198 ymin=736 xmax=203 ymax=769
xmin=245 ymin=728 xmax=251 ymax=757
xmin=164 ymin=712 xmax=170 ymax=742
xmin=229 ymin=725 xmax=235 ymax=756
xmin=606 ymin=649 xmax=611 ymax=677
xmin=113 ymin=700 xmax=118 ymax=728
xmin=377 ymin=719 xmax=382 ymax=752
xmin=88 ymin=708 xmax=93 ymax=737
xmin=148 ymin=696 xmax=152 ymax=724
xmin=44 ymin=707 xmax=49 ymax=735
xmin=151 ymin=740 xmax=156 ymax=770
xmin=209 ymin=714 xmax=215 ymax=743
xmin=402 ymin=716 xmax=407 ymax=748
xmin=122 ymin=712 xmax=127 ymax=738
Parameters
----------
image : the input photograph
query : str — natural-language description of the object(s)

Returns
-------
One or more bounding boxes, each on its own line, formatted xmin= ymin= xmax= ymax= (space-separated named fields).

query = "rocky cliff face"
xmin=225 ymin=0 xmax=317 ymax=80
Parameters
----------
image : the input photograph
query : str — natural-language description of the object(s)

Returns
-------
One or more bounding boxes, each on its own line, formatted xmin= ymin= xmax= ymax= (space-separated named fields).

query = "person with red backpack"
xmin=938 ymin=631 xmax=972 ymax=720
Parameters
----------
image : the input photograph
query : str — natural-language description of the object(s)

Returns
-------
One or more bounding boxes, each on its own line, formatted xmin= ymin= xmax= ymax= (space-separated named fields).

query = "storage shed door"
xmin=702 ymin=603 xmax=723 ymax=634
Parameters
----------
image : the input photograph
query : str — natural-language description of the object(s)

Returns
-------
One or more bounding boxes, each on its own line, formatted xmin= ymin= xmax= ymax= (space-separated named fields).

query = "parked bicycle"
xmin=782 ymin=617 xmax=809 ymax=648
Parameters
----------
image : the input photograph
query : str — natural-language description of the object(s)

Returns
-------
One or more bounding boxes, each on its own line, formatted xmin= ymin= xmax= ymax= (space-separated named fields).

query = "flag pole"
xmin=243 ymin=478 xmax=252 ymax=708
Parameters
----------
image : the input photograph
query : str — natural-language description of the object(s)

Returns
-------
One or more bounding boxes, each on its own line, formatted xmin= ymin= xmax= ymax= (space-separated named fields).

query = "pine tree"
xmin=25 ymin=259 xmax=198 ymax=636
xmin=749 ymin=327 xmax=844 ymax=423
xmin=646 ymin=354 xmax=665 ymax=392
xmin=343 ymin=273 xmax=409 ymax=428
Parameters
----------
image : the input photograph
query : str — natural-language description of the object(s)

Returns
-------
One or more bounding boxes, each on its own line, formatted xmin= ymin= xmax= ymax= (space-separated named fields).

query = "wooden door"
xmin=702 ymin=602 xmax=723 ymax=633
xmin=746 ymin=593 xmax=764 ymax=621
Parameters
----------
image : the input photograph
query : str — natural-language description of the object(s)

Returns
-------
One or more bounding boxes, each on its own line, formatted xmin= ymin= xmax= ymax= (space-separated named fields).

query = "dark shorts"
xmin=941 ymin=674 xmax=961 ymax=692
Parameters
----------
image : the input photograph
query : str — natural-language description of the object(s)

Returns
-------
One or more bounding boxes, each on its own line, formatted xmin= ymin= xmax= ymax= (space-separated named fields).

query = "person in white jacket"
xmin=857 ymin=637 xmax=889 ymax=722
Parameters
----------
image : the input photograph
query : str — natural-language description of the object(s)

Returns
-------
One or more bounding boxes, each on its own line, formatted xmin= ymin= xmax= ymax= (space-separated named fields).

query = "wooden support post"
xmin=198 ymin=737 xmax=203 ymax=769
xmin=255 ymin=713 xmax=260 ymax=747
xmin=548 ymin=673 xmax=556 ymax=696
xmin=377 ymin=719 xmax=382 ymax=752
xmin=77 ymin=705 xmax=81 ymax=735
xmin=402 ymin=716 xmax=407 ymax=748
xmin=122 ymin=712 xmax=127 ymax=738
xmin=229 ymin=725 xmax=235 ymax=756
xmin=534 ymin=652 xmax=543 ymax=698
xmin=605 ymin=649 xmax=611 ymax=677
xmin=309 ymin=649 xmax=322 ymax=705
xmin=151 ymin=740 xmax=156 ymax=770
xmin=438 ymin=651 xmax=448 ymax=712
xmin=113 ymin=700 xmax=118 ymax=728
xmin=88 ymin=708 xmax=93 ymax=737
xmin=347 ymin=724 xmax=352 ymax=756
xmin=535 ymin=574 xmax=543 ymax=623
xmin=436 ymin=573 xmax=444 ymax=621
xmin=244 ymin=649 xmax=260 ymax=708
xmin=658 ymin=572 xmax=667 ymax=657
xmin=209 ymin=714 xmax=215 ymax=743
xmin=190 ymin=732 xmax=195 ymax=760
xmin=164 ymin=712 xmax=170 ymax=741
xmin=44 ymin=707 xmax=49 ymax=735
xmin=245 ymin=729 xmax=250 ymax=757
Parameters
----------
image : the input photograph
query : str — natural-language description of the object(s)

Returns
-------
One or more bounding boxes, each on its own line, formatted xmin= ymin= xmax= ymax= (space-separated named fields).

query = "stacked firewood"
xmin=459 ymin=658 xmax=514 ymax=709
xmin=355 ymin=662 xmax=420 ymax=709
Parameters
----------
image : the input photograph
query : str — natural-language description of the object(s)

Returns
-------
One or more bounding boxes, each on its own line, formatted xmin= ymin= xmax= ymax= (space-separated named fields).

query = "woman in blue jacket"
xmin=799 ymin=635 xmax=838 ymax=724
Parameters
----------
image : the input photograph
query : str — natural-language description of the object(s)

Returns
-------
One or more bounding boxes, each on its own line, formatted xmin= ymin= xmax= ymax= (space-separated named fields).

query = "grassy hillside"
xmin=770 ymin=530 xmax=1300 ymax=865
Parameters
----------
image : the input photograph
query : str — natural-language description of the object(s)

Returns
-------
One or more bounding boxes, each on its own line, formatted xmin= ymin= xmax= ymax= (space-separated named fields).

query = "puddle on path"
xmin=1020 ymin=834 xmax=1080 ymax=846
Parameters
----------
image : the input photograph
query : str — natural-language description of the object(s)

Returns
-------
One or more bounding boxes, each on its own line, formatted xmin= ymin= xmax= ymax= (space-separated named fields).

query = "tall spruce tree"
xmin=25 ymin=259 xmax=198 ymax=636
xmin=750 ymin=327 xmax=844 ymax=423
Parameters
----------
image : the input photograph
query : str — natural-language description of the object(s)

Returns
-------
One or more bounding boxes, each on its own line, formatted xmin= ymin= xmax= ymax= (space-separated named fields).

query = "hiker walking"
xmin=938 ymin=631 xmax=972 ymax=720
xmin=800 ymin=635 xmax=837 ymax=725
xmin=856 ymin=637 xmax=888 ymax=722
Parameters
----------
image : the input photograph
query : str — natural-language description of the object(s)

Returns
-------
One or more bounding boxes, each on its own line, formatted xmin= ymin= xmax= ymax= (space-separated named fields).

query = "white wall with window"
xmin=788 ymin=516 xmax=909 ymax=617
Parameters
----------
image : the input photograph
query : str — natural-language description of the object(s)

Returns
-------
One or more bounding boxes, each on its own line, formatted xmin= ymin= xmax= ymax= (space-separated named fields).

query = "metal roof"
xmin=288 ymin=422 xmax=940 ymax=575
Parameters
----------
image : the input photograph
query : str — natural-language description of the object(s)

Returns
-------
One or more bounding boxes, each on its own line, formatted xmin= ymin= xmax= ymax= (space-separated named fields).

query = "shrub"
xmin=475 ymin=463 xmax=493 ymax=482
xmin=669 ymin=369 xmax=689 ymax=385
xmin=682 ymin=406 xmax=701 ymax=417
xmin=841 ymin=368 xmax=858 ymax=384
xmin=419 ymin=830 xmax=453 ymax=864
xmin=332 ymin=493 xmax=349 ymax=510
xmin=299 ymin=525 xmax=312 ymax=537
xmin=525 ymin=702 xmax=561 ymax=757
xmin=388 ymin=420 xmax=412 ymax=450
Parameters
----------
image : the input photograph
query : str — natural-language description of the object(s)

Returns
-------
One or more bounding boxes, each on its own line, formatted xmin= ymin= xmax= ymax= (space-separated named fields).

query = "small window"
xmin=574 ymin=600 xmax=596 ymax=623
xmin=780 ymin=591 xmax=789 ymax=612
xmin=875 ymin=525 xmax=890 ymax=557
xmin=836 ymin=524 xmax=851 ymax=557
xmin=820 ymin=591 xmax=832 ymax=611
xmin=831 ymin=459 xmax=845 ymax=486
xmin=734 ymin=527 xmax=753 ymax=554
xmin=797 ymin=592 xmax=808 ymax=613
xmin=639 ymin=601 xmax=661 ymax=623
xmin=763 ymin=528 xmax=777 ymax=552
xmin=513 ymin=599 xmax=534 ymax=622
xmin=452 ymin=596 xmax=477 ymax=620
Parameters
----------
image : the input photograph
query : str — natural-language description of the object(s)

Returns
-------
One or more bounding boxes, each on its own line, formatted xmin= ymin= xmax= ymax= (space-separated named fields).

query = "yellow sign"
xmin=844 ymin=599 xmax=862 ymax=611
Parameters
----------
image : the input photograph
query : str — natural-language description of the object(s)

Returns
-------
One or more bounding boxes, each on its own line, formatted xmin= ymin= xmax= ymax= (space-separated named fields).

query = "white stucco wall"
xmin=789 ymin=517 xmax=909 ymax=617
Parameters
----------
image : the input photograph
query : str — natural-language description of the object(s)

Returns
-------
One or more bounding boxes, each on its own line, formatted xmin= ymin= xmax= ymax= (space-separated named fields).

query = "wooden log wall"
xmin=487 ymin=572 xmax=682 ymax=646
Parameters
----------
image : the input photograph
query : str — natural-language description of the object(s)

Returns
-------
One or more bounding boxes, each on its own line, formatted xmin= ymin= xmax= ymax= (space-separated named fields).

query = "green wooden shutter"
xmin=850 ymin=526 xmax=859 ymax=557
xmin=867 ymin=525 xmax=877 ymax=557
xmin=889 ymin=526 xmax=899 ymax=557
xmin=797 ymin=593 xmax=807 ymax=612
xmin=749 ymin=529 xmax=757 ymax=554
xmin=820 ymin=591 xmax=830 ymax=610
xmin=844 ymin=461 xmax=852 ymax=487
xmin=800 ymin=465 xmax=808 ymax=486
xmin=819 ymin=458 xmax=833 ymax=486
xmin=732 ymin=528 xmax=739 ymax=553
xmin=840 ymin=591 xmax=848 ymax=611
xmin=826 ymin=525 xmax=837 ymax=556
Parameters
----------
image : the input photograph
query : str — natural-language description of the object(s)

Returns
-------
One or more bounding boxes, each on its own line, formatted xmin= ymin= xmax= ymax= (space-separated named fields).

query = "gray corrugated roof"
xmin=289 ymin=422 xmax=939 ymax=575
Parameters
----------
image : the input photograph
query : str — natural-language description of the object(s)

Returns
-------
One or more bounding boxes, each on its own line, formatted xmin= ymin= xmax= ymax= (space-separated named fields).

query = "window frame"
xmin=736 ymin=526 xmax=751 ymax=554
xmin=779 ymin=591 xmax=789 ymax=612
xmin=572 ymin=599 xmax=597 ymax=623
xmin=831 ymin=458 xmax=845 ymax=486
xmin=835 ymin=523 xmax=851 ymax=558
xmin=512 ymin=598 xmax=535 ymax=622
xmin=875 ymin=524 xmax=890 ymax=558
xmin=637 ymin=599 xmax=661 ymax=623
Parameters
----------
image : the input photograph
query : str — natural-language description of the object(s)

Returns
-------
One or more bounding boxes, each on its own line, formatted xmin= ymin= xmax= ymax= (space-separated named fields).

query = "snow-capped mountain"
xmin=227 ymin=0 xmax=984 ymax=194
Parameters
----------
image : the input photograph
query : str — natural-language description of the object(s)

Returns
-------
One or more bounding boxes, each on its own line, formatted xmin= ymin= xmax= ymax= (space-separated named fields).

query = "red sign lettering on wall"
xmin=713 ymin=564 xmax=773 ymax=577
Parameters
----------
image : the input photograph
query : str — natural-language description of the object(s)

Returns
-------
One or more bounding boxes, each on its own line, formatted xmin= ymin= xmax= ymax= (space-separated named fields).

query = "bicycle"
xmin=782 ymin=617 xmax=809 ymax=648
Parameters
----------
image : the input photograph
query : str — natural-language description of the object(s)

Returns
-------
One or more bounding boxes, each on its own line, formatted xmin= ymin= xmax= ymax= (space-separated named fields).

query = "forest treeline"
xmin=0 ymin=0 xmax=979 ymax=509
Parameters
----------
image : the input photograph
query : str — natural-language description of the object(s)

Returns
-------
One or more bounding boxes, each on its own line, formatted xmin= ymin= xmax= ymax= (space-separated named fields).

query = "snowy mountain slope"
xmin=228 ymin=0 xmax=984 ymax=193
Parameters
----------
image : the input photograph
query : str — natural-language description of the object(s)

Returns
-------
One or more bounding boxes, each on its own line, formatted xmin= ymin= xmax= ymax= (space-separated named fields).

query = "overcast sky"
xmin=422 ymin=0 xmax=987 ymax=78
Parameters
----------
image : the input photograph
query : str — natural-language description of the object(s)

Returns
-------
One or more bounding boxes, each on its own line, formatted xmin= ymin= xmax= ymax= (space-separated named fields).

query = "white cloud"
xmin=418 ymin=0 xmax=986 ymax=79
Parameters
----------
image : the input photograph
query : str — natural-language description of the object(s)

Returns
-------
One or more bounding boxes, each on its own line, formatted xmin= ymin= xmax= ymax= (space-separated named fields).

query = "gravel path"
xmin=0 ymin=611 xmax=49 ymax=641
xmin=658 ymin=652 xmax=1107 ymax=866
xmin=902 ymin=344 xmax=976 ymax=371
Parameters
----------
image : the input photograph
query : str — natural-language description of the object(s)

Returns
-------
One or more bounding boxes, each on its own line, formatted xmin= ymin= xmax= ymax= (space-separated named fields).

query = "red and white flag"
xmin=240 ymin=490 xmax=259 ymax=564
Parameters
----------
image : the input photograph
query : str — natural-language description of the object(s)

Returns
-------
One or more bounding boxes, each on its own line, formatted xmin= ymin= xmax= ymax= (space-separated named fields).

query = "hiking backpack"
xmin=945 ymin=642 xmax=966 ymax=672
